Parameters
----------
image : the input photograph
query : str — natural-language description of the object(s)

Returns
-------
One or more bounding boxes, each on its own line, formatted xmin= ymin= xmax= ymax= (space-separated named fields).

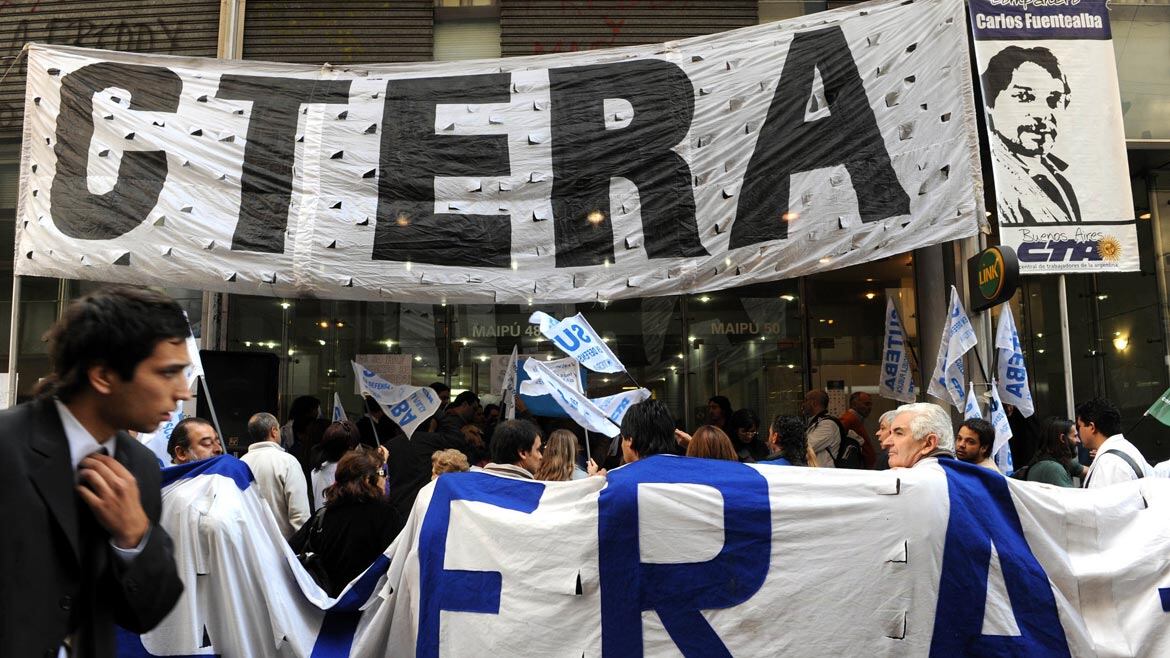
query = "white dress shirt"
xmin=240 ymin=441 xmax=311 ymax=538
xmin=1084 ymin=434 xmax=1153 ymax=488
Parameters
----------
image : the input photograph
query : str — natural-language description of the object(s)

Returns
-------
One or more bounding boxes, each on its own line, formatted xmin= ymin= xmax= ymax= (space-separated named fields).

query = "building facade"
xmin=0 ymin=0 xmax=1168 ymax=457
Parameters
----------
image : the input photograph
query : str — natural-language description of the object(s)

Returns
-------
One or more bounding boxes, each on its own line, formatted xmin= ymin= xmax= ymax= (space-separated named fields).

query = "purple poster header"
xmin=968 ymin=0 xmax=1111 ymax=41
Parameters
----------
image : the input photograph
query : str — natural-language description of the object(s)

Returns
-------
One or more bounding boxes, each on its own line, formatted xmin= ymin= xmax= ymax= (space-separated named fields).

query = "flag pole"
xmin=6 ymin=275 xmax=21 ymax=407
xmin=198 ymin=374 xmax=225 ymax=442
xmin=1058 ymin=275 xmax=1076 ymax=419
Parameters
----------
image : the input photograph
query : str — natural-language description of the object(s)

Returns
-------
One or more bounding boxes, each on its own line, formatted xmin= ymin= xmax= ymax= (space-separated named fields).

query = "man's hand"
xmin=586 ymin=458 xmax=607 ymax=478
xmin=76 ymin=453 xmax=150 ymax=549
xmin=674 ymin=429 xmax=692 ymax=450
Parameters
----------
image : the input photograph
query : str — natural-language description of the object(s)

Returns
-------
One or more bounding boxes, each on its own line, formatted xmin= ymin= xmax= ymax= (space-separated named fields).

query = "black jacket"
xmin=0 ymin=397 xmax=184 ymax=658
xmin=385 ymin=430 xmax=467 ymax=519
xmin=289 ymin=497 xmax=403 ymax=597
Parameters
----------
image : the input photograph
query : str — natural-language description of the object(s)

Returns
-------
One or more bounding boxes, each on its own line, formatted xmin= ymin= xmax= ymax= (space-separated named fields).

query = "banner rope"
xmin=0 ymin=44 xmax=30 ymax=88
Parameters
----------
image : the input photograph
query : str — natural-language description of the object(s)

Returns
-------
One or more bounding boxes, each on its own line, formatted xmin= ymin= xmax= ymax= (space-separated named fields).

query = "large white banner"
xmin=16 ymin=0 xmax=981 ymax=303
xmin=133 ymin=455 xmax=1170 ymax=656
xmin=969 ymin=0 xmax=1137 ymax=273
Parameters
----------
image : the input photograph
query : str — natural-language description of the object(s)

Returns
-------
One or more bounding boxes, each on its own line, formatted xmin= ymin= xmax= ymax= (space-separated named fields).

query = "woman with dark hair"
xmin=728 ymin=408 xmax=769 ymax=462
xmin=289 ymin=447 xmax=403 ymax=597
xmin=311 ymin=421 xmax=359 ymax=510
xmin=685 ymin=425 xmax=738 ymax=461
xmin=1022 ymin=417 xmax=1084 ymax=487
xmin=706 ymin=396 xmax=733 ymax=432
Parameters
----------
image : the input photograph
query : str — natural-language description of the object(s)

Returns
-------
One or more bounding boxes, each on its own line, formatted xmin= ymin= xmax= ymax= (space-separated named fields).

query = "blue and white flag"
xmin=988 ymin=378 xmax=1014 ymax=462
xmin=332 ymin=392 xmax=346 ymax=422
xmin=352 ymin=360 xmax=441 ymax=438
xmin=523 ymin=358 xmax=621 ymax=437
xmin=995 ymin=305 xmax=1035 ymax=418
xmin=529 ymin=311 xmax=624 ymax=374
xmin=591 ymin=388 xmax=651 ymax=426
xmin=879 ymin=298 xmax=916 ymax=403
xmin=927 ymin=286 xmax=977 ymax=409
xmin=963 ymin=383 xmax=982 ymax=420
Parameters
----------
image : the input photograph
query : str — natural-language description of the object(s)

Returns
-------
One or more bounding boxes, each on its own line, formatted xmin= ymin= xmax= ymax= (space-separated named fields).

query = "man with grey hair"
xmin=240 ymin=412 xmax=311 ymax=538
xmin=881 ymin=402 xmax=955 ymax=469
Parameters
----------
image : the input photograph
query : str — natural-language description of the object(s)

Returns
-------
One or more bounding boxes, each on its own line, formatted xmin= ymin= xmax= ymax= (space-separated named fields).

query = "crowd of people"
xmin=5 ymin=285 xmax=1167 ymax=656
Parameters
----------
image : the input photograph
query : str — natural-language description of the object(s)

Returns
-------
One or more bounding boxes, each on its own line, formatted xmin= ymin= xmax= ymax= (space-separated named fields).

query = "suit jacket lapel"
xmin=27 ymin=397 xmax=82 ymax=564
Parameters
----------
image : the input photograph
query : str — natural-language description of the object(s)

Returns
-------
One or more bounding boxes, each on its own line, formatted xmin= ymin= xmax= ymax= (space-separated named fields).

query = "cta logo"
xmin=1016 ymin=229 xmax=1122 ymax=263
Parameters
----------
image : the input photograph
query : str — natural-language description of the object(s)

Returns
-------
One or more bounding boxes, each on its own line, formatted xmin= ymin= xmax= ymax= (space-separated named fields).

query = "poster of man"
xmin=982 ymin=45 xmax=1079 ymax=225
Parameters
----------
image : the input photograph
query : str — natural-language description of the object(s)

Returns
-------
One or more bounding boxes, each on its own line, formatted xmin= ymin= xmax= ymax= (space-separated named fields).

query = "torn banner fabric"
xmin=18 ymin=0 xmax=980 ymax=303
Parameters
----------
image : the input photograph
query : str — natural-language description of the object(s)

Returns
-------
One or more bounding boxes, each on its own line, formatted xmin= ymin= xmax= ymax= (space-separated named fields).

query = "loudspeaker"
xmin=196 ymin=350 xmax=280 ymax=455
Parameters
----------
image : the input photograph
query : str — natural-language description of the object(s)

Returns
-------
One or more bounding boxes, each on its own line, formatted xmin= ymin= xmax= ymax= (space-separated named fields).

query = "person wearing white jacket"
xmin=241 ymin=412 xmax=311 ymax=538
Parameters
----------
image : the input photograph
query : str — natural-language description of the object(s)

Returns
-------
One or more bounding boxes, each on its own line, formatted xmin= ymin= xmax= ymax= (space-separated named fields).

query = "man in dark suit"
xmin=0 ymin=287 xmax=187 ymax=657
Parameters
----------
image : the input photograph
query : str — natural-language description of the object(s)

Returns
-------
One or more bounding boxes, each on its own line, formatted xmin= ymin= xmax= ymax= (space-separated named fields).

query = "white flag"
xmin=519 ymin=357 xmax=582 ymax=396
xmin=530 ymin=312 xmax=624 ymax=373
xmin=351 ymin=361 xmax=441 ymax=438
xmin=878 ymin=298 xmax=916 ymax=403
xmin=522 ymin=358 xmax=621 ymax=437
xmin=964 ymin=383 xmax=982 ymax=420
xmin=927 ymin=286 xmax=977 ymax=409
xmin=988 ymin=378 xmax=1014 ymax=460
xmin=995 ymin=305 xmax=1035 ymax=418
xmin=332 ymin=392 xmax=346 ymax=423
xmin=592 ymin=388 xmax=651 ymax=426
xmin=501 ymin=344 xmax=519 ymax=420
xmin=182 ymin=311 xmax=205 ymax=383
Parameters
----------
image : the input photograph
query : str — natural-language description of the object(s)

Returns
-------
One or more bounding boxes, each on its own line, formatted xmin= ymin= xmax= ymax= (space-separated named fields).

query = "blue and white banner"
xmin=995 ymin=305 xmax=1035 ymax=417
xmin=332 ymin=392 xmax=346 ymax=423
xmin=927 ymin=286 xmax=977 ymax=409
xmin=351 ymin=360 xmax=441 ymax=438
xmin=969 ymin=0 xmax=1137 ymax=274
xmin=523 ymin=357 xmax=621 ymax=437
xmin=964 ymin=382 xmax=982 ymax=421
xmin=592 ymin=388 xmax=651 ymax=427
xmin=129 ymin=454 xmax=1170 ymax=656
xmin=878 ymin=297 xmax=916 ymax=403
xmin=530 ymin=312 xmax=625 ymax=374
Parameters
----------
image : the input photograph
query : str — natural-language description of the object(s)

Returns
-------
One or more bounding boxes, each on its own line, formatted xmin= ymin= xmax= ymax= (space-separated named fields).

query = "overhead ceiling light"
xmin=780 ymin=294 xmax=795 ymax=302
xmin=864 ymin=292 xmax=877 ymax=300
xmin=1139 ymin=212 xmax=1151 ymax=219
xmin=699 ymin=295 xmax=710 ymax=303
xmin=280 ymin=301 xmax=291 ymax=310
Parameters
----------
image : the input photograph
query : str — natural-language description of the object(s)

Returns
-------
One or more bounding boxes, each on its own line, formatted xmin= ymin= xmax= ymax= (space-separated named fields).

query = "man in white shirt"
xmin=241 ymin=412 xmax=311 ymax=538
xmin=1078 ymin=397 xmax=1152 ymax=488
